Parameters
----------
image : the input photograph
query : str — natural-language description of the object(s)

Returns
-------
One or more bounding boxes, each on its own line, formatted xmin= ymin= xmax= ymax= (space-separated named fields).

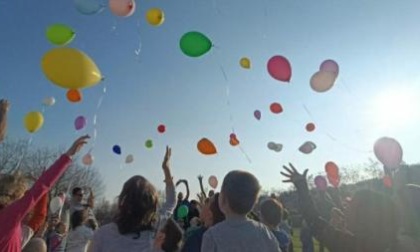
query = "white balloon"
xmin=49 ymin=196 xmax=63 ymax=213
xmin=125 ymin=154 xmax=134 ymax=164
xmin=43 ymin=97 xmax=56 ymax=106
xmin=82 ymin=153 xmax=94 ymax=166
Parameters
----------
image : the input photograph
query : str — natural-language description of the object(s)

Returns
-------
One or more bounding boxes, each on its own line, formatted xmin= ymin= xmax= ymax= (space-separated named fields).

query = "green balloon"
xmin=180 ymin=31 xmax=212 ymax=57
xmin=145 ymin=139 xmax=153 ymax=149
xmin=46 ymin=24 xmax=75 ymax=46
xmin=177 ymin=205 xmax=189 ymax=219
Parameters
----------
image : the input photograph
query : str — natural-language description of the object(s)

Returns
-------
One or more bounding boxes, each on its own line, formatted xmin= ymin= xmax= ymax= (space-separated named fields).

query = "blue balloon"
xmin=74 ymin=0 xmax=104 ymax=15
xmin=112 ymin=145 xmax=121 ymax=155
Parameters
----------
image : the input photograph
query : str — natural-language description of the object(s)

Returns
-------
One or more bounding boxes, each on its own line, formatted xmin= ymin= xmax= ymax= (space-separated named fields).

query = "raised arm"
xmin=27 ymin=193 xmax=48 ymax=233
xmin=198 ymin=175 xmax=207 ymax=198
xmin=87 ymin=188 xmax=95 ymax=209
xmin=0 ymin=99 xmax=10 ymax=143
xmin=161 ymin=146 xmax=176 ymax=213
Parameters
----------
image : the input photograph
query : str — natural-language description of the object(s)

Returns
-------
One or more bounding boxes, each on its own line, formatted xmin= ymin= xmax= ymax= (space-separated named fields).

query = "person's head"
xmin=260 ymin=198 xmax=283 ymax=229
xmin=22 ymin=237 xmax=47 ymax=252
xmin=345 ymin=189 xmax=398 ymax=251
xmin=55 ymin=222 xmax=67 ymax=234
xmin=86 ymin=218 xmax=98 ymax=231
xmin=0 ymin=173 xmax=27 ymax=210
xmin=177 ymin=192 xmax=183 ymax=202
xmin=201 ymin=193 xmax=225 ymax=228
xmin=190 ymin=200 xmax=199 ymax=209
xmin=208 ymin=190 xmax=215 ymax=198
xmin=115 ymin=175 xmax=158 ymax=235
xmin=72 ymin=187 xmax=84 ymax=203
xmin=154 ymin=218 xmax=183 ymax=252
xmin=71 ymin=209 xmax=89 ymax=229
xmin=189 ymin=217 xmax=200 ymax=228
xmin=219 ymin=170 xmax=261 ymax=216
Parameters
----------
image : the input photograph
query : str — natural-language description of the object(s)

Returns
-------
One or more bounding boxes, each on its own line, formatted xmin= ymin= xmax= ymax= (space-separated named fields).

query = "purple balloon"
xmin=319 ymin=59 xmax=339 ymax=75
xmin=314 ymin=175 xmax=327 ymax=191
xmin=74 ymin=116 xmax=87 ymax=131
xmin=254 ymin=110 xmax=261 ymax=120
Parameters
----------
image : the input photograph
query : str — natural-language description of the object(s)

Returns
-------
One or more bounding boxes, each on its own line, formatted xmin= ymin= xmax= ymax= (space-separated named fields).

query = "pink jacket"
xmin=0 ymin=155 xmax=72 ymax=252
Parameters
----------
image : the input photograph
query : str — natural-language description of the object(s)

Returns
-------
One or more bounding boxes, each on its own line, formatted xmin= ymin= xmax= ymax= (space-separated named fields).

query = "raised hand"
xmin=198 ymin=175 xmax=203 ymax=181
xmin=162 ymin=146 xmax=171 ymax=170
xmin=0 ymin=99 xmax=10 ymax=111
xmin=65 ymin=135 xmax=90 ymax=157
xmin=280 ymin=163 xmax=308 ymax=184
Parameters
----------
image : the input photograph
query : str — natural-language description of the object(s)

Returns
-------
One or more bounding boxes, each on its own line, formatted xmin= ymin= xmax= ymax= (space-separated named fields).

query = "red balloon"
xmin=270 ymin=103 xmax=283 ymax=114
xmin=325 ymin=161 xmax=339 ymax=177
xmin=267 ymin=55 xmax=292 ymax=82
xmin=157 ymin=124 xmax=166 ymax=133
xmin=306 ymin=123 xmax=315 ymax=132
xmin=67 ymin=89 xmax=82 ymax=103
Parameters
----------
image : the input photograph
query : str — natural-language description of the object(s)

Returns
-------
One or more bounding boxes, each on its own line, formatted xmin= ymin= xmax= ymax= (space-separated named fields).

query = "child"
xmin=154 ymin=218 xmax=184 ymax=252
xmin=260 ymin=198 xmax=290 ymax=252
xmin=0 ymin=135 xmax=89 ymax=252
xmin=201 ymin=170 xmax=281 ymax=252
xmin=48 ymin=222 xmax=67 ymax=252
xmin=66 ymin=209 xmax=94 ymax=252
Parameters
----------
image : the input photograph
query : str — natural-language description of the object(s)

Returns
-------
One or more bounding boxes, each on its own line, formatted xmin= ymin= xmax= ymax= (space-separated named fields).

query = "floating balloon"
xmin=24 ymin=112 xmax=44 ymax=133
xmin=299 ymin=141 xmax=316 ymax=154
xmin=240 ymin=57 xmax=251 ymax=69
xmin=374 ymin=137 xmax=403 ymax=169
xmin=267 ymin=55 xmax=292 ymax=82
xmin=229 ymin=133 xmax=240 ymax=146
xmin=67 ymin=89 xmax=82 ymax=103
xmin=267 ymin=142 xmax=283 ymax=152
xmin=125 ymin=154 xmax=134 ymax=164
xmin=254 ymin=110 xmax=261 ymax=120
xmin=310 ymin=71 xmax=337 ymax=93
xmin=325 ymin=162 xmax=340 ymax=187
xmin=157 ymin=124 xmax=166 ymax=134
xmin=208 ymin=176 xmax=218 ymax=189
xmin=177 ymin=205 xmax=189 ymax=219
xmin=145 ymin=139 xmax=153 ymax=149
xmin=383 ymin=175 xmax=393 ymax=188
xmin=146 ymin=8 xmax=164 ymax=26
xmin=113 ymin=145 xmax=121 ymax=155
xmin=270 ymin=103 xmax=283 ymax=114
xmin=320 ymin=59 xmax=339 ymax=76
xmin=74 ymin=116 xmax=87 ymax=131
xmin=197 ymin=138 xmax=217 ymax=155
xmin=180 ymin=31 xmax=212 ymax=57
xmin=109 ymin=0 xmax=135 ymax=17
xmin=42 ymin=47 xmax=102 ymax=90
xmin=43 ymin=97 xmax=56 ymax=106
xmin=46 ymin=24 xmax=75 ymax=46
xmin=74 ymin=0 xmax=104 ymax=15
xmin=82 ymin=153 xmax=94 ymax=166
xmin=49 ymin=196 xmax=63 ymax=213
xmin=306 ymin=123 xmax=315 ymax=132
xmin=314 ymin=176 xmax=328 ymax=191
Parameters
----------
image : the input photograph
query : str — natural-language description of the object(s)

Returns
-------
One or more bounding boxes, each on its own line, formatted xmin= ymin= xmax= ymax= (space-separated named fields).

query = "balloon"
xmin=109 ymin=0 xmax=135 ymax=17
xmin=310 ymin=71 xmax=337 ymax=93
xmin=299 ymin=141 xmax=316 ymax=154
xmin=254 ymin=110 xmax=261 ymax=120
xmin=43 ymin=97 xmax=56 ymax=106
xmin=306 ymin=123 xmax=315 ymax=132
xmin=82 ymin=153 xmax=94 ymax=166
xmin=125 ymin=154 xmax=134 ymax=164
xmin=267 ymin=142 xmax=283 ymax=152
xmin=113 ymin=145 xmax=121 ymax=155
xmin=320 ymin=59 xmax=339 ymax=76
xmin=46 ymin=24 xmax=75 ymax=46
xmin=208 ymin=176 xmax=218 ymax=189
xmin=145 ymin=139 xmax=153 ymax=149
xmin=270 ymin=103 xmax=283 ymax=114
xmin=177 ymin=205 xmax=189 ymax=219
xmin=67 ymin=89 xmax=82 ymax=103
xmin=197 ymin=138 xmax=217 ymax=155
xmin=240 ymin=57 xmax=251 ymax=69
xmin=74 ymin=116 xmax=87 ymax=131
xmin=146 ymin=8 xmax=164 ymax=26
xmin=325 ymin=162 xmax=339 ymax=177
xmin=42 ymin=48 xmax=102 ymax=90
xmin=24 ymin=111 xmax=44 ymax=133
xmin=49 ymin=196 xmax=63 ymax=213
xmin=314 ymin=176 xmax=328 ymax=191
xmin=180 ymin=31 xmax=212 ymax=57
xmin=229 ymin=133 xmax=240 ymax=146
xmin=157 ymin=124 xmax=166 ymax=134
xmin=74 ymin=0 xmax=104 ymax=15
xmin=383 ymin=175 xmax=393 ymax=188
xmin=267 ymin=55 xmax=292 ymax=82
xmin=374 ymin=137 xmax=403 ymax=169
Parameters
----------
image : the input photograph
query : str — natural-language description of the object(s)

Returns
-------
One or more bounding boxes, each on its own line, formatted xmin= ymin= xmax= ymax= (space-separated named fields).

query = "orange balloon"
xmin=229 ymin=133 xmax=240 ymax=146
xmin=325 ymin=161 xmax=339 ymax=177
xmin=67 ymin=89 xmax=82 ymax=103
xmin=197 ymin=138 xmax=217 ymax=155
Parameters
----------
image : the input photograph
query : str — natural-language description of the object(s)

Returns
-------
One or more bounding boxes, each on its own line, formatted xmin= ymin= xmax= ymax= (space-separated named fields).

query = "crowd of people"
xmin=0 ymin=98 xmax=419 ymax=252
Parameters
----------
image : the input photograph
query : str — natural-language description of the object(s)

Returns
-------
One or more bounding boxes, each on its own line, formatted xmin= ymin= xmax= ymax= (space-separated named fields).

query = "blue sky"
xmin=1 ymin=0 xmax=420 ymax=199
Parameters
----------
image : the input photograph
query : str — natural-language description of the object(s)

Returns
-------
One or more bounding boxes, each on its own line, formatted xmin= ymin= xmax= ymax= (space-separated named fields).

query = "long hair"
xmin=114 ymin=175 xmax=158 ymax=236
xmin=209 ymin=193 xmax=225 ymax=225
xmin=0 ymin=172 xmax=27 ymax=210
xmin=71 ymin=209 xmax=88 ymax=229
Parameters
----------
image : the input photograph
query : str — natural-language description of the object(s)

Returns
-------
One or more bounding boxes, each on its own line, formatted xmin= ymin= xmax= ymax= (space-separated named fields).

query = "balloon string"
xmin=91 ymin=84 xmax=107 ymax=149
xmin=14 ymin=136 xmax=33 ymax=171
xmin=135 ymin=18 xmax=143 ymax=62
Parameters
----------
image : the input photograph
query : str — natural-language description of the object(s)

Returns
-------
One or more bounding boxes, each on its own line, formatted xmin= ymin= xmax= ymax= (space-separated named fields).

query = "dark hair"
xmin=72 ymin=187 xmax=83 ymax=196
xmin=114 ymin=175 xmax=158 ymax=235
xmin=221 ymin=170 xmax=261 ymax=215
xmin=161 ymin=218 xmax=183 ymax=252
xmin=209 ymin=193 xmax=225 ymax=225
xmin=260 ymin=198 xmax=283 ymax=226
xmin=71 ymin=209 xmax=88 ymax=229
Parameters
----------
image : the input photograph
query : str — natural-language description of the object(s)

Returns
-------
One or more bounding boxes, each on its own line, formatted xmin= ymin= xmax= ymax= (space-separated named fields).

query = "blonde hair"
xmin=0 ymin=172 xmax=28 ymax=210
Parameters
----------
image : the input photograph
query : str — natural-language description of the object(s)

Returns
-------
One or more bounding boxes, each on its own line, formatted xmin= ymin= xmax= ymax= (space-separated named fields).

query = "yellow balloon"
xmin=240 ymin=57 xmax=251 ymax=69
xmin=146 ymin=8 xmax=164 ymax=26
xmin=41 ymin=48 xmax=102 ymax=89
xmin=24 ymin=111 xmax=44 ymax=133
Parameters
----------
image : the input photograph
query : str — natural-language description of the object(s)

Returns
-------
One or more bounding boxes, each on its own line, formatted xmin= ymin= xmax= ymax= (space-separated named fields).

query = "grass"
xmin=291 ymin=229 xmax=326 ymax=252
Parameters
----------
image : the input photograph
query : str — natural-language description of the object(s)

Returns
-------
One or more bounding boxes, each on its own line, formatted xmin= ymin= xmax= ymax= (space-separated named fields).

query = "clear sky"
xmin=1 ymin=0 xmax=420 ymax=199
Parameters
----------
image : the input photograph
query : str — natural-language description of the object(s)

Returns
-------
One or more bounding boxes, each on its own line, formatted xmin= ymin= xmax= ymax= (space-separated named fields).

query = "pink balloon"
xmin=320 ymin=59 xmax=339 ymax=75
xmin=314 ymin=176 xmax=327 ymax=191
xmin=374 ymin=137 xmax=403 ymax=169
xmin=74 ymin=116 xmax=87 ymax=131
xmin=254 ymin=110 xmax=261 ymax=120
xmin=109 ymin=0 xmax=135 ymax=17
xmin=82 ymin=153 xmax=94 ymax=166
xmin=267 ymin=55 xmax=292 ymax=82
xmin=310 ymin=71 xmax=337 ymax=93
xmin=208 ymin=176 xmax=218 ymax=189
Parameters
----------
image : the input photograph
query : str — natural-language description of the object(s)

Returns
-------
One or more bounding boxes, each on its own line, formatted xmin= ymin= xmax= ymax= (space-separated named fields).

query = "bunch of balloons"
xmin=310 ymin=59 xmax=339 ymax=93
